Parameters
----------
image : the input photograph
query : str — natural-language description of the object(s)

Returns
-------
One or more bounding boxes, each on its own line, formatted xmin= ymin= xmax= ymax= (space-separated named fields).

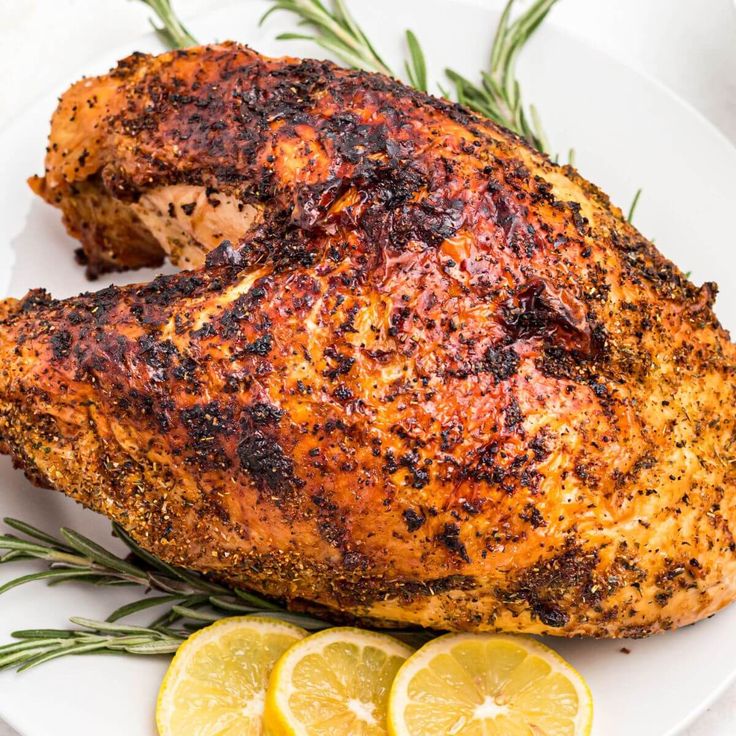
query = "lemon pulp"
xmin=156 ymin=616 xmax=307 ymax=736
xmin=388 ymin=633 xmax=593 ymax=736
xmin=264 ymin=626 xmax=413 ymax=735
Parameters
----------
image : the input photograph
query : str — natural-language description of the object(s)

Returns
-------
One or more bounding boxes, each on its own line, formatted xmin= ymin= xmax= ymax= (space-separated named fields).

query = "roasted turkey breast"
xmin=6 ymin=43 xmax=736 ymax=637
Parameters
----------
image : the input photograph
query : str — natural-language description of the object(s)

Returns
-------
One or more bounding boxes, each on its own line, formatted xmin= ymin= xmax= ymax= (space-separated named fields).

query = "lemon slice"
xmin=387 ymin=633 xmax=593 ymax=736
xmin=156 ymin=615 xmax=307 ymax=736
xmin=264 ymin=626 xmax=414 ymax=735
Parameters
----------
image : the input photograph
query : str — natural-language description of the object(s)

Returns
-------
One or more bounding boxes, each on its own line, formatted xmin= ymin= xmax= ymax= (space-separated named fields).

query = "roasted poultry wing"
xmin=5 ymin=44 xmax=736 ymax=638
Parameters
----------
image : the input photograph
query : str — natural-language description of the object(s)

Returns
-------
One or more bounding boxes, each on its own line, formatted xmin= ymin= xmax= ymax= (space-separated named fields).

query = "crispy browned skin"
xmin=8 ymin=44 xmax=736 ymax=637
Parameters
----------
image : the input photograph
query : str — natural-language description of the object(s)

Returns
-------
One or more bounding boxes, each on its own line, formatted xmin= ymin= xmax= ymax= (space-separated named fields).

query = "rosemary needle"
xmin=404 ymin=29 xmax=428 ymax=93
xmin=627 ymin=187 xmax=643 ymax=223
xmin=133 ymin=0 xmax=197 ymax=48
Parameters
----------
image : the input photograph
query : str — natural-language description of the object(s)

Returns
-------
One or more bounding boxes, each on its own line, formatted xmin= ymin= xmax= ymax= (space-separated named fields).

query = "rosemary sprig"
xmin=262 ymin=0 xmax=555 ymax=152
xmin=133 ymin=0 xmax=197 ymax=48
xmin=0 ymin=616 xmax=428 ymax=672
xmin=261 ymin=0 xmax=392 ymax=75
xmin=0 ymin=517 xmax=328 ymax=632
xmin=0 ymin=516 xmax=430 ymax=668
xmin=444 ymin=0 xmax=556 ymax=152
xmin=134 ymin=0 xmax=554 ymax=152
xmin=0 ymin=618 xmax=184 ymax=672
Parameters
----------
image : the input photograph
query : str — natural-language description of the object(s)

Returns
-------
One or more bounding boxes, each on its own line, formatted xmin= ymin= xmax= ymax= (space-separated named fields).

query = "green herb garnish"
xmin=262 ymin=0 xmax=556 ymax=152
xmin=138 ymin=0 xmax=556 ymax=153
xmin=444 ymin=0 xmax=555 ymax=152
xmin=0 ymin=517 xmax=430 ymax=669
xmin=627 ymin=187 xmax=643 ymax=223
xmin=0 ymin=618 xmax=183 ymax=672
xmin=134 ymin=0 xmax=197 ymax=48
xmin=260 ymin=0 xmax=393 ymax=75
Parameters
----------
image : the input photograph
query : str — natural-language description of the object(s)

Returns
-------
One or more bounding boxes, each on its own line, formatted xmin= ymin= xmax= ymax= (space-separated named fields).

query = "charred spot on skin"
xmin=192 ymin=322 xmax=217 ymax=340
xmin=342 ymin=550 xmax=369 ymax=571
xmin=482 ymin=344 xmax=519 ymax=382
xmin=504 ymin=397 xmax=524 ymax=432
xmin=246 ymin=402 xmax=284 ymax=425
xmin=574 ymin=461 xmax=600 ymax=489
xmin=133 ymin=272 xmax=210 ymax=309
xmin=519 ymin=504 xmax=546 ymax=529
xmin=503 ymin=279 xmax=604 ymax=361
xmin=218 ymin=293 xmax=271 ymax=340
xmin=536 ymin=605 xmax=569 ymax=628
xmin=499 ymin=544 xmax=601 ymax=628
xmin=440 ymin=423 xmax=463 ymax=451
xmin=460 ymin=498 xmax=482 ymax=515
xmin=655 ymin=591 xmax=672 ymax=607
xmin=332 ymin=384 xmax=353 ymax=402
xmin=437 ymin=522 xmax=470 ymax=563
xmin=589 ymin=380 xmax=608 ymax=399
xmin=322 ymin=347 xmax=355 ymax=379
xmin=318 ymin=519 xmax=347 ymax=549
xmin=19 ymin=289 xmax=56 ymax=314
xmin=237 ymin=430 xmax=298 ymax=495
xmin=244 ymin=334 xmax=273 ymax=356
xmin=566 ymin=200 xmax=590 ymax=236
xmin=383 ymin=449 xmax=399 ymax=475
xmin=137 ymin=336 xmax=180 ymax=378
xmin=172 ymin=355 xmax=199 ymax=385
xmin=399 ymin=450 xmax=430 ymax=489
xmin=529 ymin=432 xmax=551 ymax=461
xmin=180 ymin=401 xmax=234 ymax=470
xmin=50 ymin=329 xmax=72 ymax=360
xmin=402 ymin=508 xmax=426 ymax=532
xmin=310 ymin=491 xmax=354 ymax=553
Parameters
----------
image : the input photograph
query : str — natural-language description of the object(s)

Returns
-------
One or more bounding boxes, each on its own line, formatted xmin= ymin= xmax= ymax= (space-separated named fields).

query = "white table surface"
xmin=0 ymin=1 xmax=734 ymax=734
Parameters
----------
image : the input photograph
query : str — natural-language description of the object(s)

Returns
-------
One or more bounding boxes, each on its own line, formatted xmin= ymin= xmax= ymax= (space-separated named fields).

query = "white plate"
xmin=1 ymin=1 xmax=736 ymax=735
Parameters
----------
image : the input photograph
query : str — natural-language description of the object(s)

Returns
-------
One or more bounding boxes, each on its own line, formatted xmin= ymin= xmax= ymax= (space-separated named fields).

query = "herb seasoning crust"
xmin=2 ymin=43 xmax=735 ymax=637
